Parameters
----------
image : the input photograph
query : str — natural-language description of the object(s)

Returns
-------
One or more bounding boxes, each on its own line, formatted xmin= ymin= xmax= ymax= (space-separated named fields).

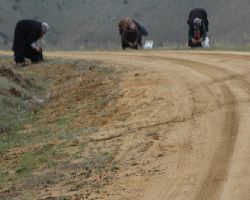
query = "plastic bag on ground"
xmin=202 ymin=36 xmax=209 ymax=48
xmin=144 ymin=40 xmax=154 ymax=49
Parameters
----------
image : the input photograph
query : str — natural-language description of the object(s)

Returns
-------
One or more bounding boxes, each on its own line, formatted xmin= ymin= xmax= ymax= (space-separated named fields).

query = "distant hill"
xmin=0 ymin=0 xmax=250 ymax=50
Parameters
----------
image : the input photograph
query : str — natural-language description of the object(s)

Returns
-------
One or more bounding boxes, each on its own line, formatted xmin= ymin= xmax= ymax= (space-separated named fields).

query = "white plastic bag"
xmin=202 ymin=36 xmax=209 ymax=48
xmin=144 ymin=40 xmax=154 ymax=49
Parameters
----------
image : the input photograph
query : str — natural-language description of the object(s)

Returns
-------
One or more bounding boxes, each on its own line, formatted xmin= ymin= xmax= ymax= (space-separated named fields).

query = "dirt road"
xmin=46 ymin=50 xmax=250 ymax=200
xmin=2 ymin=50 xmax=250 ymax=199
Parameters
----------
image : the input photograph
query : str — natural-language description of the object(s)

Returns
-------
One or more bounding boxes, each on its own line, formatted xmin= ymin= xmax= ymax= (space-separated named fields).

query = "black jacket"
xmin=12 ymin=19 xmax=42 ymax=52
xmin=187 ymin=8 xmax=209 ymax=32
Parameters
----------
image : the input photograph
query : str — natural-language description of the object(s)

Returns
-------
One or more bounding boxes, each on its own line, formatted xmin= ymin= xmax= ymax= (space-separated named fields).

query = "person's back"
xmin=12 ymin=19 xmax=41 ymax=51
xmin=187 ymin=8 xmax=209 ymax=32
xmin=15 ymin=19 xmax=41 ymax=34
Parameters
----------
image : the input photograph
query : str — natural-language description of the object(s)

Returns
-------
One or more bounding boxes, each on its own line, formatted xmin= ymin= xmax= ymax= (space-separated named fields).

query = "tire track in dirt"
xmin=158 ymin=56 xmax=241 ymax=200
xmin=162 ymin=56 xmax=240 ymax=200
xmin=140 ymin=54 xmax=241 ymax=84
xmin=234 ymin=76 xmax=250 ymax=97
xmin=194 ymin=84 xmax=239 ymax=200
xmin=196 ymin=52 xmax=250 ymax=62
xmin=141 ymin=54 xmax=241 ymax=200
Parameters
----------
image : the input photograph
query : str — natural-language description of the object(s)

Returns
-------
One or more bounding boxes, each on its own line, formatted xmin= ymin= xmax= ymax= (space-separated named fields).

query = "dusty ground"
xmin=1 ymin=50 xmax=250 ymax=200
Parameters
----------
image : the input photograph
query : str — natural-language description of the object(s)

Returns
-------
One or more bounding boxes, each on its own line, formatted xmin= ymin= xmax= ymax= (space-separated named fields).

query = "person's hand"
xmin=38 ymin=46 xmax=42 ymax=52
xmin=35 ymin=46 xmax=40 ymax=52
xmin=197 ymin=38 xmax=202 ymax=43
xmin=31 ymin=42 xmax=41 ymax=52
xmin=128 ymin=42 xmax=137 ymax=48
xmin=138 ymin=43 xmax=143 ymax=49
xmin=192 ymin=38 xmax=197 ymax=44
xmin=35 ymin=46 xmax=42 ymax=52
xmin=192 ymin=38 xmax=202 ymax=44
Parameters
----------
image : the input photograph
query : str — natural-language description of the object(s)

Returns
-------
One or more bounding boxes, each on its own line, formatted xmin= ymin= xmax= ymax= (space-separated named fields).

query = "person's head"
xmin=128 ymin=23 xmax=136 ymax=33
xmin=41 ymin=22 xmax=49 ymax=35
xmin=193 ymin=17 xmax=202 ymax=29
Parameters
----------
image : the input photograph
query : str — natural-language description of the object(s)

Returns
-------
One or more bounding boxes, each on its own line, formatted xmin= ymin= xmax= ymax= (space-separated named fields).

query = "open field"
xmin=1 ymin=50 xmax=250 ymax=200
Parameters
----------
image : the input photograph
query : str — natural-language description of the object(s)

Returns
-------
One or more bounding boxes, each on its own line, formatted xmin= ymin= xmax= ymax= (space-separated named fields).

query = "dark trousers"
xmin=14 ymin=49 xmax=43 ymax=64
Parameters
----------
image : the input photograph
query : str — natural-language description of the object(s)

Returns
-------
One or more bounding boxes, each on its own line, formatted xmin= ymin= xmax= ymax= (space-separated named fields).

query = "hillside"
xmin=0 ymin=0 xmax=250 ymax=50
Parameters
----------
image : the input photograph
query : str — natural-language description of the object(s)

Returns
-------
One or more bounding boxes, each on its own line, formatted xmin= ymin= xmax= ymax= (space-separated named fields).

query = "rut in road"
xmin=194 ymin=84 xmax=239 ymax=200
xmin=163 ymin=57 xmax=241 ymax=200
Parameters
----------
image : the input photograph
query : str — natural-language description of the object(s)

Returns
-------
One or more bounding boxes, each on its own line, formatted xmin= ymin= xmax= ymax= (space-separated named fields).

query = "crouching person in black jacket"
xmin=187 ymin=8 xmax=209 ymax=48
xmin=12 ymin=19 xmax=49 ymax=66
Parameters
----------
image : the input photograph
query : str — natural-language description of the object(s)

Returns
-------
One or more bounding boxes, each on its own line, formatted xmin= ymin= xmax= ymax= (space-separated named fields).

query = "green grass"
xmin=0 ymin=56 xmax=54 ymax=158
xmin=57 ymin=115 xmax=73 ymax=126
xmin=15 ymin=152 xmax=41 ymax=175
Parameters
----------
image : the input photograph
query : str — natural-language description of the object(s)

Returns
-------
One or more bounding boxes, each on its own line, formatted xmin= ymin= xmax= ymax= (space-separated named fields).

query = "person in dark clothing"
xmin=187 ymin=8 xmax=209 ymax=32
xmin=118 ymin=17 xmax=148 ymax=50
xmin=187 ymin=8 xmax=209 ymax=48
xmin=12 ymin=19 xmax=49 ymax=65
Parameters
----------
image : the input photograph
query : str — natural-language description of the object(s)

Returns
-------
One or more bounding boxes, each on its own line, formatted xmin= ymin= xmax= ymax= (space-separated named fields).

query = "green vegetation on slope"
xmin=0 ymin=56 xmax=122 ymax=199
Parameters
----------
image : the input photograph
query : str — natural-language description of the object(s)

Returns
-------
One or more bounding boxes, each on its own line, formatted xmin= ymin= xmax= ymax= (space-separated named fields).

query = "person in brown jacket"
xmin=118 ymin=17 xmax=148 ymax=50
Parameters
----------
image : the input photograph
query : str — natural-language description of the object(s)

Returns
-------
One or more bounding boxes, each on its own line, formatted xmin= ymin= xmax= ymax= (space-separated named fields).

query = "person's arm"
xmin=188 ymin=25 xmax=193 ymax=41
xmin=132 ymin=20 xmax=148 ymax=37
xmin=28 ymin=29 xmax=43 ymax=52
xmin=202 ymin=10 xmax=209 ymax=32
xmin=201 ymin=23 xmax=207 ymax=41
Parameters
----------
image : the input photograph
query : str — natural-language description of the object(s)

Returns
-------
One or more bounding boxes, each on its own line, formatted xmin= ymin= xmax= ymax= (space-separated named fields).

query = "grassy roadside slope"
xmin=0 ymin=56 xmax=123 ymax=199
